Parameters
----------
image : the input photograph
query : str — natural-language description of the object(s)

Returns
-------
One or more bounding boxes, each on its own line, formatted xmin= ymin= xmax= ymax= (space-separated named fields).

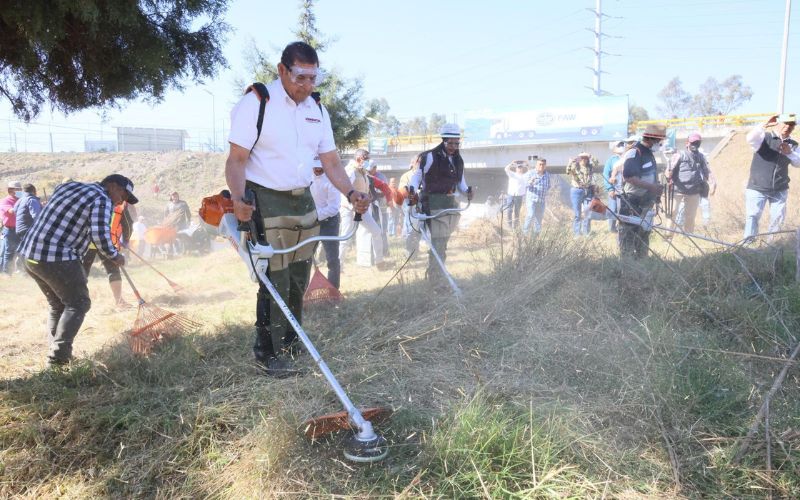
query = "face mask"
xmin=361 ymin=159 xmax=371 ymax=169
xmin=650 ymin=142 xmax=661 ymax=153
xmin=14 ymin=191 xmax=22 ymax=197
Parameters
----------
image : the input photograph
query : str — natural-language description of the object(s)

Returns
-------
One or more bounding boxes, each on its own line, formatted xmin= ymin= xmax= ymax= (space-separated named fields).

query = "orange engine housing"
xmin=199 ymin=193 xmax=234 ymax=227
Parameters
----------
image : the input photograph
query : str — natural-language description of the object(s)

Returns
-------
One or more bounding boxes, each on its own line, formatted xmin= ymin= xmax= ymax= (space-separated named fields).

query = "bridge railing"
xmin=635 ymin=113 xmax=772 ymax=132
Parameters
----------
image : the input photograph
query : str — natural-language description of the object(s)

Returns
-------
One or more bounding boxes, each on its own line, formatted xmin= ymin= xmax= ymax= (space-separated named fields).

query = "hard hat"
xmin=642 ymin=123 xmax=667 ymax=140
xmin=440 ymin=123 xmax=461 ymax=138
xmin=687 ymin=132 xmax=702 ymax=143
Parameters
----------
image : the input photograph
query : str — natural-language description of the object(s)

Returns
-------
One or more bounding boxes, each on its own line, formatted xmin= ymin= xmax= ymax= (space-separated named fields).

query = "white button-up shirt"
xmin=228 ymin=80 xmax=336 ymax=191
xmin=505 ymin=169 xmax=528 ymax=196
xmin=310 ymin=172 xmax=341 ymax=220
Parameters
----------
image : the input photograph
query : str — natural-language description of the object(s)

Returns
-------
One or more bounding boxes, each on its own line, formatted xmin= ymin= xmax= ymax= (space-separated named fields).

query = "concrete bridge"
xmin=359 ymin=125 xmax=744 ymax=202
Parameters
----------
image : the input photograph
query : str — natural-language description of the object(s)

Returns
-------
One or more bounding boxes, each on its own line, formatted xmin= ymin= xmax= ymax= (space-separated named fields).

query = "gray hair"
xmin=354 ymin=148 xmax=369 ymax=160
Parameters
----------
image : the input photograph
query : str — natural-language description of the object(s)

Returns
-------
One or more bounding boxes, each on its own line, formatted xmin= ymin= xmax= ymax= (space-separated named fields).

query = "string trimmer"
xmin=407 ymin=186 xmax=471 ymax=298
xmin=200 ymin=190 xmax=391 ymax=463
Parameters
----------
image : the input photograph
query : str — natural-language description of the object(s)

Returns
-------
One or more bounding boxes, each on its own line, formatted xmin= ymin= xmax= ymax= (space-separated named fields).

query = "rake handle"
xmin=119 ymin=266 xmax=145 ymax=305
xmin=127 ymin=245 xmax=181 ymax=289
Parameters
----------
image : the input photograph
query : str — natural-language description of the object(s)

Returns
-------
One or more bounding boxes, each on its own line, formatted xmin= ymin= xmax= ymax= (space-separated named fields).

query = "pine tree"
xmin=249 ymin=0 xmax=370 ymax=149
xmin=0 ymin=0 xmax=230 ymax=121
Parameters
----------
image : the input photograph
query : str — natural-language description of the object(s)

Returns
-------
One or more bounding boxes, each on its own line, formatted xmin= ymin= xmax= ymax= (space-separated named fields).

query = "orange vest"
xmin=110 ymin=202 xmax=126 ymax=249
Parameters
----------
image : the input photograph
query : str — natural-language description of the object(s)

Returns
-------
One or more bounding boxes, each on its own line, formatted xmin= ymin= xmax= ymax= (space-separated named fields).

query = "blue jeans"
xmin=319 ymin=213 xmax=340 ymax=289
xmin=523 ymin=197 xmax=545 ymax=234
xmin=744 ymin=188 xmax=787 ymax=239
xmin=0 ymin=227 xmax=19 ymax=274
xmin=606 ymin=195 xmax=618 ymax=232
xmin=699 ymin=197 xmax=711 ymax=226
xmin=570 ymin=188 xmax=592 ymax=235
xmin=402 ymin=201 xmax=420 ymax=256
xmin=387 ymin=206 xmax=401 ymax=236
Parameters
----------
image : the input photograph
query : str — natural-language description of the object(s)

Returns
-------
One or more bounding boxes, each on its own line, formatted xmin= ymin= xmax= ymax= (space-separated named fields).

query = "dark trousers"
xmin=504 ymin=195 xmax=523 ymax=228
xmin=618 ymin=194 xmax=652 ymax=259
xmin=82 ymin=248 xmax=122 ymax=282
xmin=319 ymin=213 xmax=341 ymax=289
xmin=255 ymin=259 xmax=312 ymax=358
xmin=24 ymin=259 xmax=92 ymax=364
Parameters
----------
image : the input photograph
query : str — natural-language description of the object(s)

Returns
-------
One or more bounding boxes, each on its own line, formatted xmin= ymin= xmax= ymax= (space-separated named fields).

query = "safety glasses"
xmin=288 ymin=65 xmax=326 ymax=86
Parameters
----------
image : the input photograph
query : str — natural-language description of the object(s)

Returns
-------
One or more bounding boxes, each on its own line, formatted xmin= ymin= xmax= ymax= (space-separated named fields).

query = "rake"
xmin=119 ymin=266 xmax=202 ymax=354
xmin=127 ymin=246 xmax=183 ymax=292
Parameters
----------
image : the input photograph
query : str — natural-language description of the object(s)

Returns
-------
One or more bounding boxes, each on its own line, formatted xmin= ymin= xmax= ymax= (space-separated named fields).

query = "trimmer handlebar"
xmin=220 ymin=189 xmax=360 ymax=255
xmin=408 ymin=187 xmax=472 ymax=221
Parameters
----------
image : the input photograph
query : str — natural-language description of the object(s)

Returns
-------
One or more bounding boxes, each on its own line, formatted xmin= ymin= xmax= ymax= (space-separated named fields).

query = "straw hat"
xmin=642 ymin=123 xmax=667 ymax=140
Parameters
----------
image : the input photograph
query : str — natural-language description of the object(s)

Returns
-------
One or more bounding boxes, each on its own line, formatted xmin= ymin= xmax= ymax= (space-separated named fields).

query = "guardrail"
xmin=635 ymin=113 xmax=771 ymax=131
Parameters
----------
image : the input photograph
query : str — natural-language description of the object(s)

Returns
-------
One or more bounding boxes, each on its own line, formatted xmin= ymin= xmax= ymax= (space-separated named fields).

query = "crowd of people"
xmin=483 ymin=113 xmax=798 ymax=258
xmin=3 ymin=40 xmax=797 ymax=374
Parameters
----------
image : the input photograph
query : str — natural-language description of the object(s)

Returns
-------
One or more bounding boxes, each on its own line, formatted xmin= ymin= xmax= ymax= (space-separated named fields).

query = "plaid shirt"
xmin=19 ymin=181 xmax=118 ymax=262
xmin=566 ymin=158 xmax=599 ymax=188
xmin=524 ymin=171 xmax=552 ymax=203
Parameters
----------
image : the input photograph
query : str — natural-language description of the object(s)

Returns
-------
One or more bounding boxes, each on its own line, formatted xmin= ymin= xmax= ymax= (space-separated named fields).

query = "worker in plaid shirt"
xmin=18 ymin=174 xmax=137 ymax=367
xmin=522 ymin=158 xmax=554 ymax=234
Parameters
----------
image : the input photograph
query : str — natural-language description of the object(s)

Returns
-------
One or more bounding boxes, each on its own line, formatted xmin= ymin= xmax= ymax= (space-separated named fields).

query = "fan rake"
xmin=119 ymin=267 xmax=202 ymax=354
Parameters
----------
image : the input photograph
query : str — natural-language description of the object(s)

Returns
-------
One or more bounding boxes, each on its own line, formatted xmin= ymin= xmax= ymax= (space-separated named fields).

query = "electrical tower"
xmin=585 ymin=0 xmax=615 ymax=96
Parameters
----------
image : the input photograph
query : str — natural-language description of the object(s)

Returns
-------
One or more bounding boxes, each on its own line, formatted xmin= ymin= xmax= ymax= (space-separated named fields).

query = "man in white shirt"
xmin=743 ymin=113 xmax=799 ymax=240
xmin=310 ymin=160 xmax=342 ymax=288
xmin=339 ymin=149 xmax=386 ymax=269
xmin=503 ymin=161 xmax=528 ymax=229
xmin=224 ymin=41 xmax=369 ymax=377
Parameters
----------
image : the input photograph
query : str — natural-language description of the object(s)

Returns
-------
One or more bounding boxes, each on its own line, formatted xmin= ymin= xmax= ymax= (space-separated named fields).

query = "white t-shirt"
xmin=227 ymin=80 xmax=336 ymax=191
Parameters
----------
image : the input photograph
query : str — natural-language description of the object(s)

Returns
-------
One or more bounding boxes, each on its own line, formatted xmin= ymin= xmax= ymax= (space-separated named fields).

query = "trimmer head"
xmin=342 ymin=433 xmax=389 ymax=463
xmin=302 ymin=407 xmax=392 ymax=439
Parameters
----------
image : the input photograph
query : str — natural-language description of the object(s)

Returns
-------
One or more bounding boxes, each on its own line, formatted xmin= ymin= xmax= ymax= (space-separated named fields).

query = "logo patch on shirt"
xmin=305 ymin=117 xmax=321 ymax=123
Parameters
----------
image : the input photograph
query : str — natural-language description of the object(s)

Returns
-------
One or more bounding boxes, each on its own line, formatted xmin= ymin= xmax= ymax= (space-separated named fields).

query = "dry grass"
xmin=1 ymin=140 xmax=800 ymax=497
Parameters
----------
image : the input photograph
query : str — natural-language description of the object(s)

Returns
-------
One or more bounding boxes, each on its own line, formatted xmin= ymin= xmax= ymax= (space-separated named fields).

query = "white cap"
xmin=440 ymin=123 xmax=461 ymax=138
xmin=7 ymin=181 xmax=21 ymax=189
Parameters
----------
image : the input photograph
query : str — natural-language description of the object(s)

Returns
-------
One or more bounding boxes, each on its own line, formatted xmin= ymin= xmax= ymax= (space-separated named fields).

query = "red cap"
xmin=687 ymin=132 xmax=702 ymax=143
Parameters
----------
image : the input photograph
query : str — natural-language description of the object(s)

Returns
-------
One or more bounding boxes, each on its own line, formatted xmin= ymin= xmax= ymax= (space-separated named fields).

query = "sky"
xmin=0 ymin=0 xmax=797 ymax=152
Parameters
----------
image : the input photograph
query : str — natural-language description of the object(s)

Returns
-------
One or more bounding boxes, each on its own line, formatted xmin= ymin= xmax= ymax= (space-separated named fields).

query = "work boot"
xmin=256 ymin=355 xmax=304 ymax=378
xmin=253 ymin=327 xmax=273 ymax=364
xmin=281 ymin=338 xmax=306 ymax=358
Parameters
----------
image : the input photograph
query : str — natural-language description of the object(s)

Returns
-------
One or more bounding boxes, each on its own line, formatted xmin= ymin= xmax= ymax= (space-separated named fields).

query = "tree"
xmin=0 ymin=1 xmax=229 ymax=121
xmin=628 ymin=102 xmax=649 ymax=132
xmin=402 ymin=117 xmax=427 ymax=136
xmin=247 ymin=0 xmax=369 ymax=149
xmin=427 ymin=113 xmax=446 ymax=135
xmin=656 ymin=77 xmax=691 ymax=118
xmin=691 ymin=75 xmax=753 ymax=116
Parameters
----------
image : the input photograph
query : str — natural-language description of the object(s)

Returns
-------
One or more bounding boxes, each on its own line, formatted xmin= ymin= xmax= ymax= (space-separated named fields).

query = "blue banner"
xmin=463 ymin=96 xmax=629 ymax=148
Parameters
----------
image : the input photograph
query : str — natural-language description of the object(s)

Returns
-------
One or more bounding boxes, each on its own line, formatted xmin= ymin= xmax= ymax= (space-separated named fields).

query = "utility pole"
xmin=777 ymin=0 xmax=792 ymax=113
xmin=202 ymin=89 xmax=216 ymax=151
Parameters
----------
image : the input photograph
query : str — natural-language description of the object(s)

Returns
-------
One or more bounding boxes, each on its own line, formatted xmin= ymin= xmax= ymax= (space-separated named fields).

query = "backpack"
xmin=671 ymin=149 xmax=708 ymax=195
xmin=243 ymin=83 xmax=324 ymax=153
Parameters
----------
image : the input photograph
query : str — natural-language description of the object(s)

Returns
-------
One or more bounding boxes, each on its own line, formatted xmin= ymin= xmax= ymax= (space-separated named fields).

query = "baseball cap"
xmin=101 ymin=174 xmax=139 ymax=204
xmin=778 ymin=113 xmax=796 ymax=125
xmin=687 ymin=132 xmax=702 ymax=143
xmin=7 ymin=181 xmax=22 ymax=190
